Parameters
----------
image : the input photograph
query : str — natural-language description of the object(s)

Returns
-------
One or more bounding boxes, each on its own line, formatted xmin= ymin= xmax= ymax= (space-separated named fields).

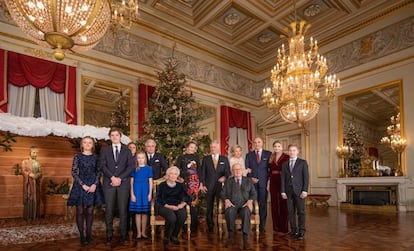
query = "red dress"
xmin=268 ymin=153 xmax=290 ymax=233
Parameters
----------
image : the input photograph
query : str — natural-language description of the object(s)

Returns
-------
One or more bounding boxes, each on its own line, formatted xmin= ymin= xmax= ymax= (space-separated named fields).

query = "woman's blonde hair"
xmin=230 ymin=144 xmax=242 ymax=155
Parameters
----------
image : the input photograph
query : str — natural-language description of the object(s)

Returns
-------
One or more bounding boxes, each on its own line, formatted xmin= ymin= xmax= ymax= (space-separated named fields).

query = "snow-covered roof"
xmin=0 ymin=113 xmax=131 ymax=144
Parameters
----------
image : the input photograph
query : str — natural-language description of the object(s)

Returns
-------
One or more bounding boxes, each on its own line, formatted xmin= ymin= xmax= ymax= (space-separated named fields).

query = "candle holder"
xmin=380 ymin=113 xmax=407 ymax=176
xmin=336 ymin=145 xmax=353 ymax=177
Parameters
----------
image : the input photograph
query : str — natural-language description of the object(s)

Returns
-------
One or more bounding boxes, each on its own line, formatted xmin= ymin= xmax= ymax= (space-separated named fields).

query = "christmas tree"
xmin=110 ymin=92 xmax=130 ymax=136
xmin=344 ymin=123 xmax=365 ymax=176
xmin=139 ymin=55 xmax=206 ymax=163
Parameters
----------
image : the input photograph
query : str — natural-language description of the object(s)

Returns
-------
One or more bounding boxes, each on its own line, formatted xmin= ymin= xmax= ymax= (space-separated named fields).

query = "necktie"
xmin=213 ymin=155 xmax=218 ymax=169
xmin=149 ymin=154 xmax=153 ymax=162
xmin=236 ymin=178 xmax=241 ymax=186
xmin=115 ymin=145 xmax=119 ymax=162
xmin=256 ymin=150 xmax=260 ymax=163
xmin=289 ymin=159 xmax=295 ymax=172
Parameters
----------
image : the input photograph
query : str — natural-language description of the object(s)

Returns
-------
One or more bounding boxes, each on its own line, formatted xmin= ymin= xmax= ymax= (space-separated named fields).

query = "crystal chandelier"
xmin=380 ymin=113 xmax=407 ymax=152
xmin=110 ymin=0 xmax=139 ymax=33
xmin=262 ymin=1 xmax=340 ymax=127
xmin=3 ymin=0 xmax=139 ymax=61
xmin=4 ymin=0 xmax=112 ymax=61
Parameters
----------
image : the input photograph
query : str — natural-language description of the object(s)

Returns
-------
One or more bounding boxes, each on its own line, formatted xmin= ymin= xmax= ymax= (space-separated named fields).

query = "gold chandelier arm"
xmin=51 ymin=0 xmax=57 ymax=31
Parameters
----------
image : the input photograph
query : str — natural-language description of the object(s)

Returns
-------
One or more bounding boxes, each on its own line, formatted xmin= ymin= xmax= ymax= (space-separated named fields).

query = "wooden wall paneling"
xmin=0 ymin=133 xmax=77 ymax=218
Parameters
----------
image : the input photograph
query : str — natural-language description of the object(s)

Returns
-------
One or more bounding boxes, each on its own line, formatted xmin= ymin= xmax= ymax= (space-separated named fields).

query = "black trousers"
xmin=157 ymin=206 xmax=187 ymax=240
xmin=286 ymin=189 xmax=306 ymax=234
xmin=206 ymin=184 xmax=222 ymax=229
xmin=254 ymin=183 xmax=268 ymax=230
xmin=103 ymin=187 xmax=130 ymax=239
xmin=225 ymin=205 xmax=251 ymax=236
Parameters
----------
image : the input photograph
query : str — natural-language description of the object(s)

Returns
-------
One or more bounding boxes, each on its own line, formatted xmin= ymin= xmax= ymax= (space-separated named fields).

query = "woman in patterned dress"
xmin=67 ymin=136 xmax=104 ymax=245
xmin=176 ymin=141 xmax=200 ymax=232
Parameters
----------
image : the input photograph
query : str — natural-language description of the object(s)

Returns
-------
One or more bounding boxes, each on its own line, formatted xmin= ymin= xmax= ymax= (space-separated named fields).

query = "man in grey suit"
xmin=199 ymin=140 xmax=230 ymax=233
xmin=100 ymin=127 xmax=135 ymax=246
xmin=222 ymin=163 xmax=257 ymax=250
xmin=281 ymin=144 xmax=309 ymax=240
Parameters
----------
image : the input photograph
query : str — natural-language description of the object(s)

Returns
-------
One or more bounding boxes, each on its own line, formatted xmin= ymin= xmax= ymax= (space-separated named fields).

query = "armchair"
xmin=217 ymin=199 xmax=260 ymax=240
xmin=150 ymin=178 xmax=191 ymax=241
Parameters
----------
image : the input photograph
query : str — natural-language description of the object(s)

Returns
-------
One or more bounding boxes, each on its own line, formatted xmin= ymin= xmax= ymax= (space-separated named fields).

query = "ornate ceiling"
xmin=135 ymin=0 xmax=410 ymax=76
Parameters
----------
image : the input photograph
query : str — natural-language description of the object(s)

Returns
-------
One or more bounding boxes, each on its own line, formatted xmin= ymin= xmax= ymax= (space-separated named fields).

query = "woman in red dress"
xmin=267 ymin=140 xmax=290 ymax=235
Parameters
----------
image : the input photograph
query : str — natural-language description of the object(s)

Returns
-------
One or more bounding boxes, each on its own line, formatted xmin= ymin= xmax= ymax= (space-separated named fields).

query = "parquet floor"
xmin=2 ymin=207 xmax=414 ymax=251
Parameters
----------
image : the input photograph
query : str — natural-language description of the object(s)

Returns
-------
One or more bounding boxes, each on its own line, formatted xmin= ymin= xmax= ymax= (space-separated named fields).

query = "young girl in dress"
xmin=67 ymin=136 xmax=104 ymax=245
xmin=130 ymin=151 xmax=153 ymax=239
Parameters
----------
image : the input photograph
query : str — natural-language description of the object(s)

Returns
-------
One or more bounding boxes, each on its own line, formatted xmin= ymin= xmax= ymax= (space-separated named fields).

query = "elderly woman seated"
xmin=156 ymin=166 xmax=188 ymax=246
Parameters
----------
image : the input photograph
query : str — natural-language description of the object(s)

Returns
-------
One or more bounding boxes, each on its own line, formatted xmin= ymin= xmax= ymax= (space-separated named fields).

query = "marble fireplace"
xmin=336 ymin=177 xmax=410 ymax=212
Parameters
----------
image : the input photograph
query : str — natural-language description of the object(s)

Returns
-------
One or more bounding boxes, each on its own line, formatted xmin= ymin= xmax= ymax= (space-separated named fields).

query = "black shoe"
xmin=121 ymin=239 xmax=129 ymax=246
xmin=207 ymin=227 xmax=214 ymax=233
xmin=170 ymin=237 xmax=180 ymax=245
xmin=106 ymin=237 xmax=112 ymax=246
xmin=163 ymin=238 xmax=169 ymax=246
xmin=297 ymin=233 xmax=305 ymax=240
xmin=243 ymin=236 xmax=251 ymax=250
xmin=287 ymin=231 xmax=298 ymax=238
xmin=86 ymin=235 xmax=92 ymax=244
xmin=80 ymin=237 xmax=88 ymax=246
xmin=225 ymin=237 xmax=233 ymax=248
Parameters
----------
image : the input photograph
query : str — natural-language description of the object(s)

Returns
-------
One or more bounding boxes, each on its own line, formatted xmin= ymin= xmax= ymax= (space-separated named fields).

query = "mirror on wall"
xmin=81 ymin=76 xmax=133 ymax=136
xmin=338 ymin=80 xmax=403 ymax=177
xmin=197 ymin=104 xmax=217 ymax=140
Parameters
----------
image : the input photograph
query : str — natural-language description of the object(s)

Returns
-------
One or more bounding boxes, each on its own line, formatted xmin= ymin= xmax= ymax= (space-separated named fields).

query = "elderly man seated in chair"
xmin=221 ymin=163 xmax=257 ymax=250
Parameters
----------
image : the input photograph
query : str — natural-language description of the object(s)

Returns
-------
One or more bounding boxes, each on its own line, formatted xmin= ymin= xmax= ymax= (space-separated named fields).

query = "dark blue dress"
xmin=67 ymin=153 xmax=104 ymax=206
xmin=129 ymin=166 xmax=152 ymax=213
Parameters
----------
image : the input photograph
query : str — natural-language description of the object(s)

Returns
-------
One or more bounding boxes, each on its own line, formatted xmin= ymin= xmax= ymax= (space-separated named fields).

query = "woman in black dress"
xmin=67 ymin=136 xmax=104 ymax=245
xmin=156 ymin=166 xmax=188 ymax=246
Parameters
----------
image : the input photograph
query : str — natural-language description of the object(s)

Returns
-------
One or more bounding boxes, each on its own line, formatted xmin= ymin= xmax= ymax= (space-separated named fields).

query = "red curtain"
xmin=0 ymin=49 xmax=6 ymax=112
xmin=138 ymin=83 xmax=155 ymax=136
xmin=1 ymin=50 xmax=77 ymax=124
xmin=220 ymin=105 xmax=252 ymax=155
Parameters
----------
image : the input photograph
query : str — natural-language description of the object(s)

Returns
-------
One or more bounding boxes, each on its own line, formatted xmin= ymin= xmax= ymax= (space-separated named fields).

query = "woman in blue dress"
xmin=67 ymin=136 xmax=104 ymax=245
xmin=130 ymin=151 xmax=153 ymax=240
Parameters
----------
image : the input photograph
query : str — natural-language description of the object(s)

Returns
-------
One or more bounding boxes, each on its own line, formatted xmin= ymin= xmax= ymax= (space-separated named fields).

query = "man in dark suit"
xmin=199 ymin=140 xmax=230 ymax=233
xmin=222 ymin=163 xmax=257 ymax=250
xmin=99 ymin=127 xmax=135 ymax=246
xmin=145 ymin=139 xmax=168 ymax=180
xmin=281 ymin=144 xmax=309 ymax=240
xmin=245 ymin=137 xmax=271 ymax=232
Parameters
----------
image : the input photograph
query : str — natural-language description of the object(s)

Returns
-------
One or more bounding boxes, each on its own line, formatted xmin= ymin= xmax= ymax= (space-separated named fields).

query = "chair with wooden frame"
xmin=150 ymin=177 xmax=191 ymax=242
xmin=217 ymin=199 xmax=260 ymax=241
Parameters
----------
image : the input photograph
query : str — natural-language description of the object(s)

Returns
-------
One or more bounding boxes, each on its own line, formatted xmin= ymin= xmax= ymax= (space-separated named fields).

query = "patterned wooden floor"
xmin=3 ymin=207 xmax=414 ymax=251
